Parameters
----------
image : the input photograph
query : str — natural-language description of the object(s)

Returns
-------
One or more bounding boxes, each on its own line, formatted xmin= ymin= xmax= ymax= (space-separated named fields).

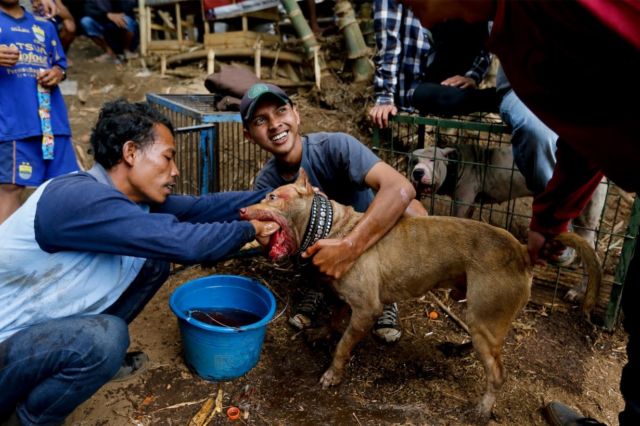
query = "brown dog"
xmin=240 ymin=170 xmax=601 ymax=418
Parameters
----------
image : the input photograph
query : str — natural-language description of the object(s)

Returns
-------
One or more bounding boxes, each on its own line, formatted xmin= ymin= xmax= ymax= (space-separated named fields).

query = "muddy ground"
xmin=58 ymin=37 xmax=628 ymax=425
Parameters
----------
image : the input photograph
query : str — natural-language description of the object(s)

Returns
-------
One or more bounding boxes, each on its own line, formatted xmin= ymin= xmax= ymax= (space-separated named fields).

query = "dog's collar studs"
xmin=299 ymin=193 xmax=333 ymax=253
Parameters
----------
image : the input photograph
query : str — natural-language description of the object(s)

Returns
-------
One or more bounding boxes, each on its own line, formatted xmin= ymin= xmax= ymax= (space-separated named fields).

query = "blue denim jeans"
xmin=80 ymin=15 xmax=139 ymax=54
xmin=0 ymin=259 xmax=169 ymax=425
xmin=499 ymin=89 xmax=558 ymax=194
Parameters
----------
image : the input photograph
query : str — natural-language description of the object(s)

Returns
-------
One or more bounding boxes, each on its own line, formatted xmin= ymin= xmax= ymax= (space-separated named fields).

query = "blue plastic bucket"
xmin=169 ymin=275 xmax=277 ymax=381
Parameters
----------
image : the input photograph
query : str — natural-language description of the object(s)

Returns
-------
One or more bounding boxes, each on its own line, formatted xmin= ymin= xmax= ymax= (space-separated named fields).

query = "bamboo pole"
xmin=334 ymin=0 xmax=374 ymax=82
xmin=280 ymin=0 xmax=329 ymax=86
xmin=138 ymin=0 xmax=147 ymax=56
xmin=280 ymin=0 xmax=320 ymax=59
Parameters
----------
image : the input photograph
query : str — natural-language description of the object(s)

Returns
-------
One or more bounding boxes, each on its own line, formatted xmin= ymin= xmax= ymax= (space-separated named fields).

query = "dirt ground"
xmin=60 ymin=37 xmax=628 ymax=425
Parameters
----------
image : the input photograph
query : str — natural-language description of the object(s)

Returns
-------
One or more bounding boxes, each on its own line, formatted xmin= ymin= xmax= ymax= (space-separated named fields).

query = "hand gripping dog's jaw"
xmin=241 ymin=170 xmax=316 ymax=262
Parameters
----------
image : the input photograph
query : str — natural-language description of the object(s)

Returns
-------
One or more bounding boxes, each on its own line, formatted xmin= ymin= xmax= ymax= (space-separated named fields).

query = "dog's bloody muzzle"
xmin=241 ymin=207 xmax=297 ymax=262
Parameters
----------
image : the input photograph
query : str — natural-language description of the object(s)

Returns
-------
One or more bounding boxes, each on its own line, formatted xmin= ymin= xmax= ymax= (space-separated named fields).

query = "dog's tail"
xmin=552 ymin=232 xmax=602 ymax=319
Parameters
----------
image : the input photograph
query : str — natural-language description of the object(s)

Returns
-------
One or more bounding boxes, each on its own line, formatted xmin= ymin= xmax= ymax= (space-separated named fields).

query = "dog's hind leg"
xmin=466 ymin=274 xmax=530 ymax=418
xmin=319 ymin=306 xmax=378 ymax=389
xmin=468 ymin=323 xmax=506 ymax=419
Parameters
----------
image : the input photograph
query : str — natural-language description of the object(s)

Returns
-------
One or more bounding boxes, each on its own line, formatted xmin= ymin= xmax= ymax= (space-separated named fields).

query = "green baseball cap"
xmin=240 ymin=83 xmax=292 ymax=127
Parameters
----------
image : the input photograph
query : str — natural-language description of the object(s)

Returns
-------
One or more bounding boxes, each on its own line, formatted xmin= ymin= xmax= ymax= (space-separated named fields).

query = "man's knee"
xmin=89 ymin=315 xmax=130 ymax=348
xmin=80 ymin=16 xmax=102 ymax=37
xmin=0 ymin=184 xmax=25 ymax=223
xmin=122 ymin=15 xmax=138 ymax=34
xmin=72 ymin=315 xmax=130 ymax=378
xmin=0 ymin=183 xmax=24 ymax=196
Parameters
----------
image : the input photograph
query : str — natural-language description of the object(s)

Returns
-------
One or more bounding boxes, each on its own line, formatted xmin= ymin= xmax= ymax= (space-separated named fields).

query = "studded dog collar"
xmin=298 ymin=192 xmax=334 ymax=254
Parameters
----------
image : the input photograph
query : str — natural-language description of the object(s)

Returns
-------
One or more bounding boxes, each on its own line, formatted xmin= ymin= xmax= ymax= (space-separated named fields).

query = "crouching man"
xmin=0 ymin=99 xmax=278 ymax=425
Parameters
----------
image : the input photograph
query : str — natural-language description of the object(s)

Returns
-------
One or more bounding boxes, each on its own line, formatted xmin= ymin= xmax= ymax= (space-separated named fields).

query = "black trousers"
xmin=411 ymin=82 xmax=499 ymax=117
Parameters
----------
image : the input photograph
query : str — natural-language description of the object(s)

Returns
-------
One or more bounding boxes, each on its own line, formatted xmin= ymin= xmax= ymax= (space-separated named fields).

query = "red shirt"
xmin=488 ymin=0 xmax=640 ymax=234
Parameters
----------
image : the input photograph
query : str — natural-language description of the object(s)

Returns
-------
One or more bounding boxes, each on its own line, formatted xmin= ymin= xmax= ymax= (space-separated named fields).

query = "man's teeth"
xmin=271 ymin=131 xmax=287 ymax=142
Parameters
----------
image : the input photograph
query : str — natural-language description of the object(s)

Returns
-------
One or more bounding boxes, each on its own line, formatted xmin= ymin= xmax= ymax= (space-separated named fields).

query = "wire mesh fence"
xmin=146 ymin=93 xmax=270 ymax=194
xmin=373 ymin=113 xmax=639 ymax=330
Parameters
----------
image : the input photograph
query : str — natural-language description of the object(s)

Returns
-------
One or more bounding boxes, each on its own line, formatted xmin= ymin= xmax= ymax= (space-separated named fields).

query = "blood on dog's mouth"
xmin=243 ymin=208 xmax=297 ymax=262
xmin=268 ymin=217 xmax=298 ymax=261
xmin=268 ymin=229 xmax=293 ymax=261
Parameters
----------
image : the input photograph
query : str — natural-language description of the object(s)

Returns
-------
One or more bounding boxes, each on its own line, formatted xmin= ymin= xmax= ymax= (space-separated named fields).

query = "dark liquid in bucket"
xmin=190 ymin=308 xmax=262 ymax=328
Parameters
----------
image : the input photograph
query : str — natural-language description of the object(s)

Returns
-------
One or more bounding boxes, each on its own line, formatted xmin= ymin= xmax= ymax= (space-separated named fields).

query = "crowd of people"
xmin=1 ymin=0 xmax=638 ymax=425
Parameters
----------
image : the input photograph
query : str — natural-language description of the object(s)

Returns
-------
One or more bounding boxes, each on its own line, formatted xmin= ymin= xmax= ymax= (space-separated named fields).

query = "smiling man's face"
xmin=244 ymin=98 xmax=301 ymax=158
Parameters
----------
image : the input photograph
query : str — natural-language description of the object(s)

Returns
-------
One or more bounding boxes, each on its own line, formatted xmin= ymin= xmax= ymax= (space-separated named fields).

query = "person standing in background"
xmin=0 ymin=0 xmax=79 ymax=224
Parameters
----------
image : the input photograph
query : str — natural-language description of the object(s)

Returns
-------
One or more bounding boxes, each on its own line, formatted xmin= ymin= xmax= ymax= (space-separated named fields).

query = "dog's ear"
xmin=441 ymin=147 xmax=456 ymax=158
xmin=294 ymin=168 xmax=314 ymax=195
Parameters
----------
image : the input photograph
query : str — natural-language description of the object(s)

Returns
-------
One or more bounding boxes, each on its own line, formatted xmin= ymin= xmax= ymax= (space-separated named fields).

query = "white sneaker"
xmin=373 ymin=303 xmax=402 ymax=343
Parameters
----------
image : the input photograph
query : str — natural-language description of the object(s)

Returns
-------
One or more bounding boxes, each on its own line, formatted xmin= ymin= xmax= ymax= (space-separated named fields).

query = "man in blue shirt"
xmin=0 ymin=99 xmax=278 ymax=425
xmin=242 ymin=83 xmax=427 ymax=343
xmin=0 ymin=0 xmax=79 ymax=224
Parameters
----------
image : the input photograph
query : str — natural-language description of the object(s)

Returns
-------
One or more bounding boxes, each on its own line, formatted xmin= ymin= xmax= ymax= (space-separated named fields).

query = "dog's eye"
xmin=268 ymin=193 xmax=278 ymax=201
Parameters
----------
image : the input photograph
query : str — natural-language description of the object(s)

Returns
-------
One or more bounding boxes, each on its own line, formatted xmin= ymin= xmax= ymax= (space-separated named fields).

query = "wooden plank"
xmin=147 ymin=39 xmax=198 ymax=52
xmin=204 ymin=31 xmax=280 ymax=49
xmin=166 ymin=47 xmax=304 ymax=65
xmin=157 ymin=10 xmax=176 ymax=30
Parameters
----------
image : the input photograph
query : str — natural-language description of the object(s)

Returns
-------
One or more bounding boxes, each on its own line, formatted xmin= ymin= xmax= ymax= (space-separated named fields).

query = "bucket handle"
xmin=186 ymin=298 xmax=289 ymax=332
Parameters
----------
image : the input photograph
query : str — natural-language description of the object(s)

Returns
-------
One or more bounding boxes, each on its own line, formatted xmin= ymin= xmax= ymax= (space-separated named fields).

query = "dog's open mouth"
xmin=415 ymin=183 xmax=433 ymax=198
xmin=245 ymin=209 xmax=297 ymax=262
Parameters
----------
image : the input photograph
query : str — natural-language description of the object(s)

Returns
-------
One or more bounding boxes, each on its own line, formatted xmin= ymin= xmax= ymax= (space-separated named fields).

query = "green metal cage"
xmin=373 ymin=113 xmax=639 ymax=330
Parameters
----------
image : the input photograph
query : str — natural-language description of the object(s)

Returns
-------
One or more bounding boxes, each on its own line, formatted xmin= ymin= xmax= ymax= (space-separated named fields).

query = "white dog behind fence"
xmin=410 ymin=144 xmax=608 ymax=303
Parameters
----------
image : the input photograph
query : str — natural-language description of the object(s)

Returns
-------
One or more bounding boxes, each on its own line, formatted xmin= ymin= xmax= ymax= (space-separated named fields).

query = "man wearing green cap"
xmin=241 ymin=82 xmax=427 ymax=343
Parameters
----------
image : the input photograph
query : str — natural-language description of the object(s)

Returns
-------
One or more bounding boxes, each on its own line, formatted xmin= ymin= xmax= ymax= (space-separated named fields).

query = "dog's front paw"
xmin=319 ymin=367 xmax=343 ymax=389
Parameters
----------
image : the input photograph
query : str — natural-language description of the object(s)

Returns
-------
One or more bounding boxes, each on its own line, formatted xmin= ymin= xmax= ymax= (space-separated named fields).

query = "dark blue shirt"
xmin=35 ymin=170 xmax=267 ymax=263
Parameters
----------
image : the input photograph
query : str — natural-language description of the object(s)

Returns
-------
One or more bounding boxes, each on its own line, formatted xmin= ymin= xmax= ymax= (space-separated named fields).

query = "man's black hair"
xmin=91 ymin=99 xmax=175 ymax=170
